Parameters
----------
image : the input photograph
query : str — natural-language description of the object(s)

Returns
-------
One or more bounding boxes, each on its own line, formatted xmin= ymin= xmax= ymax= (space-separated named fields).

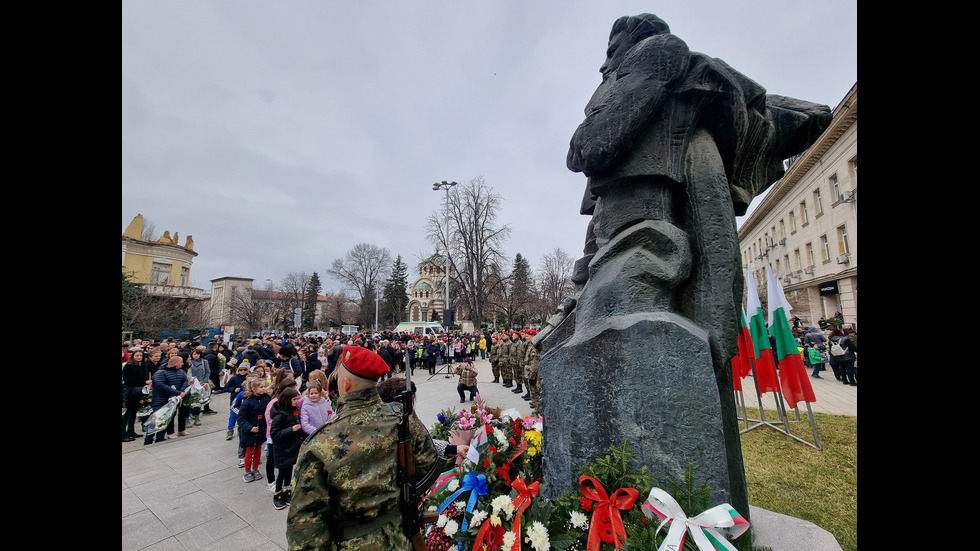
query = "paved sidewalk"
xmin=122 ymin=356 xmax=854 ymax=550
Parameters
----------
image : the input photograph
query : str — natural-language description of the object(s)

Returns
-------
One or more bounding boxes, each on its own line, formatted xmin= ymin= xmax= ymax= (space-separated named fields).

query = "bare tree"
xmin=425 ymin=176 xmax=511 ymax=326
xmin=279 ymin=272 xmax=310 ymax=331
xmin=324 ymin=289 xmax=358 ymax=327
xmin=228 ymin=287 xmax=273 ymax=335
xmin=327 ymin=243 xmax=392 ymax=303
xmin=537 ymin=247 xmax=575 ymax=315
xmin=140 ymin=219 xmax=158 ymax=241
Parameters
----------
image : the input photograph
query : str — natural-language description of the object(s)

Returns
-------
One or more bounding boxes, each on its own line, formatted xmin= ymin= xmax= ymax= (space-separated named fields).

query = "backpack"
xmin=830 ymin=338 xmax=846 ymax=357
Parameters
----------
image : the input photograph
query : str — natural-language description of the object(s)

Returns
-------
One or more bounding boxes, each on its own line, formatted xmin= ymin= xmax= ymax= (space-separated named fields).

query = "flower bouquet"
xmin=182 ymin=377 xmax=212 ymax=409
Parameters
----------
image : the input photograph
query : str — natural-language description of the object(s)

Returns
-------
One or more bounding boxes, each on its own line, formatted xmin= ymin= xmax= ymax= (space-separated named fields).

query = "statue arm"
xmin=567 ymin=34 xmax=690 ymax=176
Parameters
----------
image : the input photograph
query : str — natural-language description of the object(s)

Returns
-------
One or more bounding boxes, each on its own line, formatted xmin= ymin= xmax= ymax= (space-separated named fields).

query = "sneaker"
xmin=267 ymin=482 xmax=276 ymax=493
xmin=273 ymin=492 xmax=288 ymax=510
xmin=193 ymin=417 xmax=202 ymax=426
xmin=202 ymin=409 xmax=218 ymax=415
xmin=243 ymin=471 xmax=255 ymax=483
xmin=284 ymin=488 xmax=292 ymax=503
xmin=238 ymin=458 xmax=246 ymax=468
xmin=251 ymin=470 xmax=263 ymax=481
xmin=226 ymin=430 xmax=234 ymax=440
xmin=178 ymin=431 xmax=188 ymax=436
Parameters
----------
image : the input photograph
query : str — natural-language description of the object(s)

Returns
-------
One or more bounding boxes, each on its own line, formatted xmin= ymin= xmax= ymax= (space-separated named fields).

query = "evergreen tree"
xmin=381 ymin=255 xmax=410 ymax=328
xmin=302 ymin=272 xmax=322 ymax=331
xmin=505 ymin=253 xmax=534 ymax=327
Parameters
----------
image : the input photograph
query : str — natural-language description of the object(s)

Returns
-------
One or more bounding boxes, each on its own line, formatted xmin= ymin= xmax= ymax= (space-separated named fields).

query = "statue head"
xmin=600 ymin=13 xmax=670 ymax=79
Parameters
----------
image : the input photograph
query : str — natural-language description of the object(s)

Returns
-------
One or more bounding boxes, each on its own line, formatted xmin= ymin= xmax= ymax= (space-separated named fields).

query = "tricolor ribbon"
xmin=641 ymin=487 xmax=749 ymax=551
xmin=437 ymin=470 xmax=488 ymax=533
xmin=508 ymin=476 xmax=540 ymax=551
xmin=579 ymin=475 xmax=638 ymax=551
xmin=424 ymin=468 xmax=461 ymax=500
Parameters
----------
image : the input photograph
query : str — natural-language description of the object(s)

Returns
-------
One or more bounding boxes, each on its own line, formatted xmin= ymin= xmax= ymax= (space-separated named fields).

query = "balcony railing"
xmin=143 ymin=284 xmax=206 ymax=300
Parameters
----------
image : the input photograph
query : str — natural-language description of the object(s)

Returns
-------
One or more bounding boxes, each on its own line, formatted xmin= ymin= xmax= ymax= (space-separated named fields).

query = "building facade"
xmin=738 ymin=83 xmax=857 ymax=328
xmin=209 ymin=277 xmax=331 ymax=331
xmin=407 ymin=253 xmax=451 ymax=323
xmin=122 ymin=214 xmax=205 ymax=300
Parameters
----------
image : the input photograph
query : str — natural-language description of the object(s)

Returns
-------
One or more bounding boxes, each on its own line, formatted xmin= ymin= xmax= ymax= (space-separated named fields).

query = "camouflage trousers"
xmin=491 ymin=360 xmax=500 ymax=379
xmin=529 ymin=377 xmax=541 ymax=414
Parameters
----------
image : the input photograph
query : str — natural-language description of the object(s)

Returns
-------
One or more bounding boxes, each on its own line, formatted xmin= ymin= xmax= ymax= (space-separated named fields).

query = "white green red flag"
xmin=766 ymin=265 xmax=815 ymax=408
xmin=730 ymin=307 xmax=754 ymax=392
xmin=745 ymin=270 xmax=780 ymax=394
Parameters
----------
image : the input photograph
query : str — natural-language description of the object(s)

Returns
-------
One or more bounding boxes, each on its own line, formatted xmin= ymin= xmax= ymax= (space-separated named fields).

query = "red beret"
xmin=340 ymin=345 xmax=390 ymax=379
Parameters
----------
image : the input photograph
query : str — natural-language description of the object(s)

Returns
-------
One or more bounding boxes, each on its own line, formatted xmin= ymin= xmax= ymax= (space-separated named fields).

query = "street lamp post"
xmin=432 ymin=180 xmax=457 ymax=325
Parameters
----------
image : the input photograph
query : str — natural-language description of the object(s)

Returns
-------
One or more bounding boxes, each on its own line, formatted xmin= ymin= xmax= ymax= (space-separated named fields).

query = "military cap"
xmin=340 ymin=345 xmax=390 ymax=380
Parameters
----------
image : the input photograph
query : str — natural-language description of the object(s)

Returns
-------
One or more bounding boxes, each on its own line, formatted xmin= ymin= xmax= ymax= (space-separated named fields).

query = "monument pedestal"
xmin=539 ymin=311 xmax=732 ymax=506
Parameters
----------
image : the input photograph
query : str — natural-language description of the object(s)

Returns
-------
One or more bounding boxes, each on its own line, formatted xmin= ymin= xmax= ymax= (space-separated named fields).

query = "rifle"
xmin=398 ymin=352 xmax=439 ymax=551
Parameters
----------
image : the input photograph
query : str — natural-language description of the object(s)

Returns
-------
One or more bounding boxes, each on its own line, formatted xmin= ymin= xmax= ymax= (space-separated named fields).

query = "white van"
xmin=393 ymin=322 xmax=446 ymax=337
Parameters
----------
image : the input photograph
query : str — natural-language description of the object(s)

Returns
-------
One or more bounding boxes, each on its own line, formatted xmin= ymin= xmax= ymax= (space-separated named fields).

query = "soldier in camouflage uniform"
xmin=488 ymin=333 xmax=501 ymax=383
xmin=509 ymin=331 xmax=526 ymax=394
xmin=522 ymin=330 xmax=541 ymax=413
xmin=497 ymin=332 xmax=513 ymax=388
xmin=286 ymin=345 xmax=436 ymax=551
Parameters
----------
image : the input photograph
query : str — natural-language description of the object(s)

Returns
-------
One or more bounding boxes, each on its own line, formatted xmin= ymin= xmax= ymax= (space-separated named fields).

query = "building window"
xmin=789 ymin=211 xmax=797 ymax=233
xmin=784 ymin=255 xmax=791 ymax=272
xmin=830 ymin=173 xmax=842 ymax=203
xmin=779 ymin=220 xmax=786 ymax=240
xmin=150 ymin=262 xmax=171 ymax=285
xmin=814 ymin=189 xmax=824 ymax=216
xmin=805 ymin=243 xmax=815 ymax=267
xmin=800 ymin=201 xmax=809 ymax=226
xmin=794 ymin=249 xmax=802 ymax=270
xmin=849 ymin=159 xmax=857 ymax=186
xmin=180 ymin=266 xmax=189 ymax=287
xmin=775 ymin=259 xmax=781 ymax=276
xmin=820 ymin=235 xmax=830 ymax=262
xmin=837 ymin=224 xmax=850 ymax=255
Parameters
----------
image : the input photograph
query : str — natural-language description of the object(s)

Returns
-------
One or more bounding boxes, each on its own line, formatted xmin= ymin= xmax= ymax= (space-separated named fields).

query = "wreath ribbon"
xmin=641 ymin=487 xmax=749 ymax=551
xmin=508 ymin=476 xmax=540 ymax=551
xmin=437 ymin=470 xmax=488 ymax=533
xmin=579 ymin=475 xmax=638 ymax=551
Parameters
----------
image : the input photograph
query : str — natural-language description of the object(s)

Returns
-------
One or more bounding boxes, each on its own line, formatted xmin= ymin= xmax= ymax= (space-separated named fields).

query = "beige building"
xmin=122 ymin=214 xmax=206 ymax=300
xmin=209 ymin=276 xmax=331 ymax=331
xmin=738 ymin=83 xmax=857 ymax=328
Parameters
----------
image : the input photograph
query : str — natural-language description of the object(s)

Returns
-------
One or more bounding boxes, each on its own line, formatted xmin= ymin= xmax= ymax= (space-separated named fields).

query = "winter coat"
xmin=803 ymin=326 xmax=828 ymax=351
xmin=237 ymin=393 xmax=272 ymax=447
xmin=223 ymin=374 xmax=247 ymax=403
xmin=281 ymin=356 xmax=305 ymax=380
xmin=188 ymin=358 xmax=210 ymax=385
xmin=838 ymin=333 xmax=857 ymax=363
xmin=242 ymin=349 xmax=260 ymax=367
xmin=270 ymin=402 xmax=305 ymax=468
xmin=300 ymin=396 xmax=335 ymax=435
xmin=266 ymin=394 xmax=303 ymax=440
xmin=150 ymin=365 xmax=189 ymax=409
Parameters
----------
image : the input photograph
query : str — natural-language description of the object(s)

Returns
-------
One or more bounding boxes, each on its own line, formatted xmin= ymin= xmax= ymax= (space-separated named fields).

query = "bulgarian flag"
xmin=745 ymin=270 xmax=780 ymax=394
xmin=766 ymin=265 xmax=816 ymax=409
xmin=730 ymin=307 xmax=754 ymax=391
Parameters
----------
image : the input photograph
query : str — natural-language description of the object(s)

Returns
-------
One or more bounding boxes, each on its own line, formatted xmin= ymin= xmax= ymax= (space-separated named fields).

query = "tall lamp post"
xmin=432 ymin=180 xmax=457 ymax=325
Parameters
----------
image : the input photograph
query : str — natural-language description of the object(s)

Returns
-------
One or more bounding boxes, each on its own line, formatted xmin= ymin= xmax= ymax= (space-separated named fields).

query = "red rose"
xmin=294 ymin=411 xmax=299 ymax=416
xmin=508 ymin=438 xmax=516 ymax=445
xmin=580 ymin=497 xmax=593 ymax=512
xmin=489 ymin=446 xmax=497 ymax=455
xmin=484 ymin=458 xmax=490 ymax=468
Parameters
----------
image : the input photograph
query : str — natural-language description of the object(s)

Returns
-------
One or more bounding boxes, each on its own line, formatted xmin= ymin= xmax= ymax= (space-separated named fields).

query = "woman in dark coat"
xmin=269 ymin=386 xmax=304 ymax=509
xmin=122 ymin=350 xmax=150 ymax=441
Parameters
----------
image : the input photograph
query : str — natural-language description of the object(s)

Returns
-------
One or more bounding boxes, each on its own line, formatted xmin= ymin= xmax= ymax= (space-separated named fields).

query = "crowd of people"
xmin=121 ymin=328 xmax=502 ymax=515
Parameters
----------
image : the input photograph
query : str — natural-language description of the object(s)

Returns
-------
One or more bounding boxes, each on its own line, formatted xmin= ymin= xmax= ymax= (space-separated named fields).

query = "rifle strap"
xmin=328 ymin=508 xmax=401 ymax=542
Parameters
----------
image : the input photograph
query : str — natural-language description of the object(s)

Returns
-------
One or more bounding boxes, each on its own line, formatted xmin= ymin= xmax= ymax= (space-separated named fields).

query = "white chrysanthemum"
xmin=445 ymin=519 xmax=460 ymax=537
xmin=493 ymin=428 xmax=509 ymax=451
xmin=447 ymin=479 xmax=460 ymax=492
xmin=525 ymin=521 xmax=550 ymax=551
xmin=569 ymin=510 xmax=589 ymax=530
xmin=533 ymin=421 xmax=543 ymax=432
xmin=454 ymin=501 xmax=466 ymax=511
xmin=427 ymin=505 xmax=437 ymax=512
xmin=470 ymin=509 xmax=488 ymax=528
xmin=437 ymin=514 xmax=448 ymax=528
xmin=491 ymin=495 xmax=512 ymax=516
xmin=501 ymin=531 xmax=517 ymax=550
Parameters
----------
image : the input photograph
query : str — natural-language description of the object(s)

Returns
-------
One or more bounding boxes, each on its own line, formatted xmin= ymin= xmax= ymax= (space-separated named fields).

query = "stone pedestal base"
xmin=539 ymin=311 xmax=732 ymax=506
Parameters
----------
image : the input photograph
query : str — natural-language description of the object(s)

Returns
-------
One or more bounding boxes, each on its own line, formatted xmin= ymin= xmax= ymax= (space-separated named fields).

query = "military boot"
xmin=511 ymin=383 xmax=523 ymax=393
xmin=502 ymin=379 xmax=513 ymax=388
xmin=521 ymin=392 xmax=531 ymax=399
xmin=492 ymin=377 xmax=500 ymax=383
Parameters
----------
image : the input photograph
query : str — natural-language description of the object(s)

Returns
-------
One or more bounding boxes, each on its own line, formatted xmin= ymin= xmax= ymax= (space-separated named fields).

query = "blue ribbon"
xmin=436 ymin=470 xmax=488 ymax=534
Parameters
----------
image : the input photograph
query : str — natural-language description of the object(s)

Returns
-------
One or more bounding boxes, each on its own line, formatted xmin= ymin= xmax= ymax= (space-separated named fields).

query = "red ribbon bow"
xmin=508 ymin=476 xmax=540 ymax=551
xmin=579 ymin=475 xmax=639 ymax=551
xmin=497 ymin=439 xmax=529 ymax=486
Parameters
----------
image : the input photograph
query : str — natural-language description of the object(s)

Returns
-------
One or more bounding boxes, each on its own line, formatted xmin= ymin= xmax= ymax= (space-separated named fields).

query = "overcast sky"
xmin=122 ymin=0 xmax=856 ymax=295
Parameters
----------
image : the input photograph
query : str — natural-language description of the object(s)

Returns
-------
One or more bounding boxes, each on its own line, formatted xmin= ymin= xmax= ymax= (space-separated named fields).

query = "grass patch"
xmin=740 ymin=408 xmax=857 ymax=551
